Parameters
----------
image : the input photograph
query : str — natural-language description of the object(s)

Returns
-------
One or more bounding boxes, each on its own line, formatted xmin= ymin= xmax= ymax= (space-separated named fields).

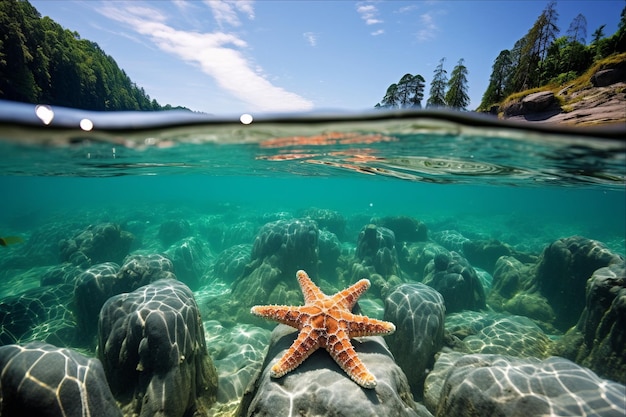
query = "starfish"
xmin=250 ymin=269 xmax=396 ymax=388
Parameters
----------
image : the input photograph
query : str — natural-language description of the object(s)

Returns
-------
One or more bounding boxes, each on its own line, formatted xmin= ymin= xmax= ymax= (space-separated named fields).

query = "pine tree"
xmin=380 ymin=83 xmax=400 ymax=108
xmin=509 ymin=1 xmax=560 ymax=91
xmin=445 ymin=58 xmax=470 ymax=110
xmin=427 ymin=58 xmax=447 ymax=108
xmin=480 ymin=50 xmax=512 ymax=109
xmin=409 ymin=74 xmax=426 ymax=108
xmin=566 ymin=13 xmax=587 ymax=44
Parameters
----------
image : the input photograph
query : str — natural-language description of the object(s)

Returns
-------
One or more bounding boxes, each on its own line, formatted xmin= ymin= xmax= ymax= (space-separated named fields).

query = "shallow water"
xmin=1 ymin=99 xmax=625 ymax=415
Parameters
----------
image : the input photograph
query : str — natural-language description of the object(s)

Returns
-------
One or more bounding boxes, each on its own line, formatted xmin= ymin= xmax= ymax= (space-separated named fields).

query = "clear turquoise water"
xmin=0 ymin=100 xmax=625 ymax=413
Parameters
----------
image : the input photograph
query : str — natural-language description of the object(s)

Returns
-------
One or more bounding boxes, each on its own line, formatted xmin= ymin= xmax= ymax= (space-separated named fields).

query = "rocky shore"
xmin=498 ymin=66 xmax=626 ymax=126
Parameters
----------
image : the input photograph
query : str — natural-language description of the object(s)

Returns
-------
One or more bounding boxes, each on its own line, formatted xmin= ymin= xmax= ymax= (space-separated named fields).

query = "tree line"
xmin=0 ymin=0 xmax=187 ymax=111
xmin=480 ymin=2 xmax=625 ymax=110
xmin=376 ymin=2 xmax=626 ymax=112
xmin=375 ymin=58 xmax=470 ymax=110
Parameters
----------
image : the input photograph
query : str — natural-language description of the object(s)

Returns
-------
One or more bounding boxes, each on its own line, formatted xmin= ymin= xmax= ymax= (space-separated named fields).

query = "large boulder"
xmin=0 ymin=342 xmax=122 ymax=417
xmin=300 ymin=207 xmax=346 ymax=239
xmin=238 ymin=324 xmax=430 ymax=417
xmin=530 ymin=236 xmax=622 ymax=330
xmin=59 ymin=222 xmax=134 ymax=268
xmin=445 ymin=311 xmax=553 ymax=358
xmin=351 ymin=224 xmax=403 ymax=298
xmin=230 ymin=219 xmax=319 ymax=310
xmin=116 ymin=252 xmax=177 ymax=292
xmin=424 ymin=352 xmax=626 ymax=417
xmin=591 ymin=68 xmax=626 ymax=87
xmin=554 ymin=261 xmax=626 ymax=384
xmin=503 ymin=91 xmax=561 ymax=118
xmin=212 ymin=243 xmax=251 ymax=283
xmin=372 ymin=216 xmax=428 ymax=243
xmin=98 ymin=279 xmax=218 ymax=417
xmin=164 ymin=236 xmax=211 ymax=290
xmin=384 ymin=283 xmax=445 ymax=399
xmin=73 ymin=262 xmax=120 ymax=344
xmin=158 ymin=219 xmax=191 ymax=247
xmin=423 ymin=251 xmax=486 ymax=313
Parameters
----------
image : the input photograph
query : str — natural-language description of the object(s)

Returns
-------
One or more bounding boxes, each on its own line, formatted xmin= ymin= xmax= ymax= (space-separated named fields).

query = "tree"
xmin=509 ymin=1 xmax=560 ymax=90
xmin=380 ymin=83 xmax=400 ymax=108
xmin=445 ymin=58 xmax=470 ymax=110
xmin=427 ymin=58 xmax=447 ymax=108
xmin=396 ymin=73 xmax=414 ymax=106
xmin=566 ymin=13 xmax=587 ymax=44
xmin=376 ymin=73 xmax=426 ymax=109
xmin=0 ymin=0 xmax=184 ymax=111
xmin=408 ymin=74 xmax=426 ymax=108
xmin=396 ymin=73 xmax=426 ymax=108
xmin=480 ymin=49 xmax=512 ymax=109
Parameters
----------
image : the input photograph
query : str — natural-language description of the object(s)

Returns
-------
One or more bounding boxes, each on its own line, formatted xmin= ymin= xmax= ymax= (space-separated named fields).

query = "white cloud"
xmin=356 ymin=2 xmax=383 ymax=26
xmin=416 ymin=12 xmax=439 ymax=42
xmin=303 ymin=32 xmax=317 ymax=47
xmin=99 ymin=4 xmax=312 ymax=112
xmin=204 ymin=0 xmax=255 ymax=27
xmin=371 ymin=29 xmax=385 ymax=36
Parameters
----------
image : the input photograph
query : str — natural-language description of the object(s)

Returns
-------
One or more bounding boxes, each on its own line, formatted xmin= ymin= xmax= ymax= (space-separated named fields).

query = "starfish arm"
xmin=343 ymin=313 xmax=396 ymax=337
xmin=271 ymin=328 xmax=321 ymax=378
xmin=326 ymin=326 xmax=377 ymax=388
xmin=296 ymin=269 xmax=326 ymax=304
xmin=330 ymin=279 xmax=370 ymax=310
xmin=250 ymin=305 xmax=304 ymax=329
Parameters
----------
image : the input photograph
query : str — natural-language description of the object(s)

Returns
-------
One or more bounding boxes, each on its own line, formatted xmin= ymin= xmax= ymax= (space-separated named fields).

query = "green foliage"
xmin=479 ymin=50 xmax=512 ymax=110
xmin=481 ymin=2 xmax=626 ymax=112
xmin=376 ymin=73 xmax=426 ymax=109
xmin=426 ymin=58 xmax=447 ymax=108
xmin=445 ymin=58 xmax=470 ymax=110
xmin=0 ymin=0 xmax=184 ymax=111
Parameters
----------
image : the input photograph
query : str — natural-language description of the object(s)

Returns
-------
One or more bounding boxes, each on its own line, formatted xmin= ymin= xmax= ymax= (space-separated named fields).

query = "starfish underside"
xmin=250 ymin=269 xmax=396 ymax=388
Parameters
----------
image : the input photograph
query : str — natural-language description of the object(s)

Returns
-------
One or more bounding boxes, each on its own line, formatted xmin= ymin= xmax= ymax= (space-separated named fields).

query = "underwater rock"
xmin=318 ymin=229 xmax=341 ymax=279
xmin=486 ymin=255 xmax=557 ymax=330
xmin=199 ymin=216 xmax=258 ymax=252
xmin=430 ymin=230 xmax=469 ymax=253
xmin=116 ymin=252 xmax=177 ymax=292
xmin=530 ymin=236 xmax=623 ymax=331
xmin=0 ymin=284 xmax=76 ymax=346
xmin=73 ymin=262 xmax=120 ymax=344
xmin=158 ymin=218 xmax=191 ymax=246
xmin=238 ymin=324 xmax=429 ymax=417
xmin=445 ymin=311 xmax=552 ymax=358
xmin=423 ymin=251 xmax=486 ymax=313
xmin=59 ymin=222 xmax=134 ymax=268
xmin=212 ymin=243 xmax=252 ymax=283
xmin=384 ymin=283 xmax=445 ymax=399
xmin=300 ymin=207 xmax=347 ymax=239
xmin=39 ymin=263 xmax=82 ymax=286
xmin=372 ymin=215 xmax=428 ymax=243
xmin=164 ymin=236 xmax=210 ymax=290
xmin=554 ymin=261 xmax=626 ymax=384
xmin=98 ymin=279 xmax=218 ymax=417
xmin=0 ymin=342 xmax=122 ymax=417
xmin=399 ymin=241 xmax=449 ymax=282
xmin=462 ymin=239 xmax=511 ymax=273
xmin=354 ymin=223 xmax=401 ymax=283
xmin=424 ymin=352 xmax=626 ymax=417
xmin=230 ymin=219 xmax=319 ymax=311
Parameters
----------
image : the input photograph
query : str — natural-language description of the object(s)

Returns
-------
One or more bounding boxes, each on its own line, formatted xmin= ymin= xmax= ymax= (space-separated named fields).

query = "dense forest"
xmin=376 ymin=2 xmax=626 ymax=111
xmin=0 ymin=0 xmax=186 ymax=111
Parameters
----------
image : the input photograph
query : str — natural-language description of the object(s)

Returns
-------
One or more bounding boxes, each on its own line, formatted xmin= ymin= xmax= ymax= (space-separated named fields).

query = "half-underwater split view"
xmin=1 ymin=1 xmax=626 ymax=417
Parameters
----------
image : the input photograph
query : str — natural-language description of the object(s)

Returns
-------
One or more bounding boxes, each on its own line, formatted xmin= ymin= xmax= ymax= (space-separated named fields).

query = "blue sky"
xmin=30 ymin=0 xmax=624 ymax=115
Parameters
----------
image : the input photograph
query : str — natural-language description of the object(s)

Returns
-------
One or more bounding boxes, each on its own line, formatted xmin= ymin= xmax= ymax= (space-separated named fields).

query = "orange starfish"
xmin=250 ymin=269 xmax=396 ymax=388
